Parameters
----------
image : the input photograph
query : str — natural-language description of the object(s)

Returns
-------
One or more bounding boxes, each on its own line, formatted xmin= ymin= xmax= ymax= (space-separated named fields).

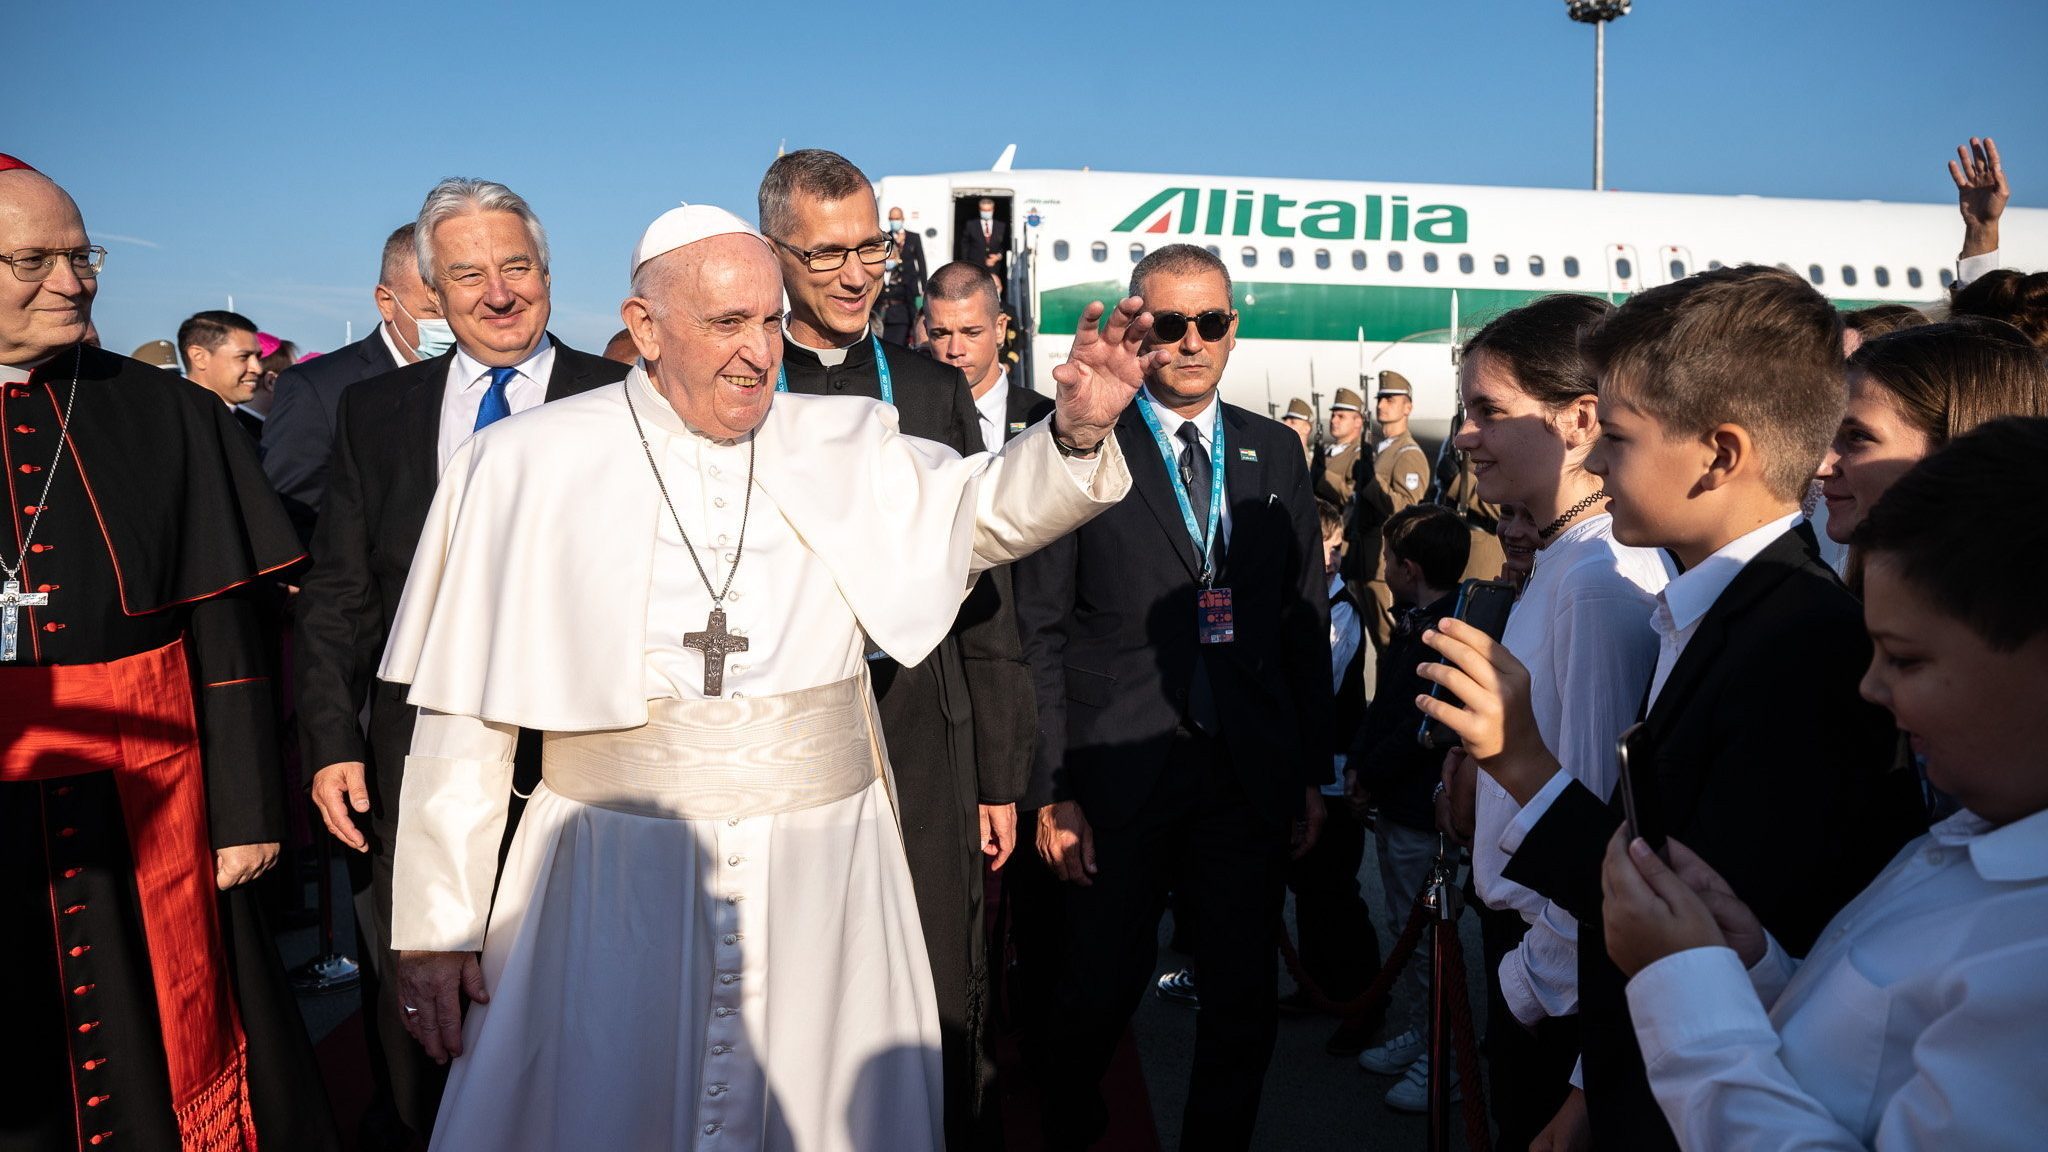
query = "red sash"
xmin=0 ymin=639 xmax=254 ymax=1151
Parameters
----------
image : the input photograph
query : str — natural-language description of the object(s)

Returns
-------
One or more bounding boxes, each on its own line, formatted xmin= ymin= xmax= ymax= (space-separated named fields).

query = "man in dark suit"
xmin=1016 ymin=243 xmax=1331 ymax=1151
xmin=759 ymin=150 xmax=1036 ymax=1150
xmin=923 ymin=260 xmax=1050 ymax=453
xmin=877 ymin=205 xmax=928 ymax=345
xmin=178 ymin=308 xmax=265 ymax=432
xmin=262 ymin=223 xmax=444 ymax=543
xmin=297 ymin=178 xmax=628 ymax=1144
xmin=958 ymin=196 xmax=1008 ymax=285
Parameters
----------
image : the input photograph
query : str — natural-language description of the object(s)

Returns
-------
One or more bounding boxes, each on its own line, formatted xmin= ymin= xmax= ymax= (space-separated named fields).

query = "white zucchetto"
xmin=630 ymin=203 xmax=764 ymax=278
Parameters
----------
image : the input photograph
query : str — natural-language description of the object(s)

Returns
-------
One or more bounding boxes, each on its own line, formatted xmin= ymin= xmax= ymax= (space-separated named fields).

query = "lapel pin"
xmin=1238 ymin=448 xmax=1259 ymax=462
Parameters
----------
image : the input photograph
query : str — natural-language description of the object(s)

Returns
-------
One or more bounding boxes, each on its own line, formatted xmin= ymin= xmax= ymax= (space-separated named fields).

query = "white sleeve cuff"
xmin=1744 ymin=933 xmax=1797 ymax=1008
xmin=1626 ymin=946 xmax=1774 ymax=1070
xmin=1500 ymin=770 xmax=1573 ymax=856
xmin=1569 ymin=1056 xmax=1584 ymax=1091
xmin=1956 ymin=249 xmax=2000 ymax=287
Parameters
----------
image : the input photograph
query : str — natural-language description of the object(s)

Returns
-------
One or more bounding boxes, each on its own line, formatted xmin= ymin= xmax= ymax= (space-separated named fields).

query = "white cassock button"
xmin=730 ymin=692 xmax=745 ymax=699
xmin=726 ymin=893 xmax=744 ymax=904
xmin=708 ymin=1084 xmax=728 ymax=1097
xmin=726 ymin=818 xmax=741 ymax=827
xmin=720 ymin=973 xmax=738 ymax=985
xmin=730 ymin=663 xmax=747 ymax=675
xmin=723 ymin=552 xmax=737 ymax=564
xmin=713 ymin=497 xmax=727 ymax=508
xmin=723 ymin=933 xmax=737 ymax=945
xmin=726 ymin=590 xmax=742 ymax=601
xmin=709 ymin=465 xmax=721 ymax=478
xmin=727 ymin=855 xmax=744 ymax=866
xmin=704 ymin=1122 xmax=722 ymax=1134
xmin=711 ymin=1043 xmax=733 ymax=1054
xmin=716 ymin=533 xmax=730 ymax=546
xmin=715 ymin=1006 xmax=736 ymax=1017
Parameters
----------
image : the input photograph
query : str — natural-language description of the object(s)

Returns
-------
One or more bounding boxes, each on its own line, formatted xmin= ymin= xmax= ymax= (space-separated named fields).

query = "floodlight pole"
xmin=1566 ymin=1 xmax=1631 ymax=191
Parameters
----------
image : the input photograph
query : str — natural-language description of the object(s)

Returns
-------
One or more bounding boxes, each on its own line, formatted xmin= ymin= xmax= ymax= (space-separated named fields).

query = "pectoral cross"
xmin=1 ymin=579 xmax=49 ymax=662
xmin=683 ymin=607 xmax=749 ymax=696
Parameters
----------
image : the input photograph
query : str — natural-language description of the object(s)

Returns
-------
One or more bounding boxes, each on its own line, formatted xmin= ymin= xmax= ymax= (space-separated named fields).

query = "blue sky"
xmin=12 ymin=0 xmax=2047 ymax=356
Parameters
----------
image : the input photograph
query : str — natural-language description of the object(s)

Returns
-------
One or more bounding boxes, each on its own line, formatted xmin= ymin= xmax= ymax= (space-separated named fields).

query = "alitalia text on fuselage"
xmin=1113 ymin=186 xmax=1470 ymax=245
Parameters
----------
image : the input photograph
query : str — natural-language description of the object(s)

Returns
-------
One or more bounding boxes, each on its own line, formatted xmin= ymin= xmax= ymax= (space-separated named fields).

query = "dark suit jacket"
xmin=293 ymin=339 xmax=628 ymax=828
xmin=1014 ymin=401 xmax=1332 ymax=829
xmin=959 ymin=217 xmax=1009 ymax=274
xmin=1004 ymin=382 xmax=1053 ymax=445
xmin=1502 ymin=526 xmax=1926 ymax=1151
xmin=261 ymin=330 xmax=401 ymax=542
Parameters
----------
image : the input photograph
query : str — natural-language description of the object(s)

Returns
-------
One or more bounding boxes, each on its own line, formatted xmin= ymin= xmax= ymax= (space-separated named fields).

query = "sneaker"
xmin=1384 ymin=1053 xmax=1460 ymax=1114
xmin=1356 ymin=1027 xmax=1425 ymax=1075
xmin=1154 ymin=968 xmax=1200 ymax=1008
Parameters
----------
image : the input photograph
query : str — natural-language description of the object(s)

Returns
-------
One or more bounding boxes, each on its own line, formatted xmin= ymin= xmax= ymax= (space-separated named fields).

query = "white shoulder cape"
xmin=377 ymin=371 xmax=1126 ymax=732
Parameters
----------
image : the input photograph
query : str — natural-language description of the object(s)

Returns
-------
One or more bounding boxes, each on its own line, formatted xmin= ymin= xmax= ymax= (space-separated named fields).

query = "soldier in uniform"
xmin=1313 ymin=386 xmax=1367 ymax=506
xmin=1370 ymin=371 xmax=1430 ymax=510
xmin=1346 ymin=372 xmax=1434 ymax=649
xmin=1281 ymin=396 xmax=1315 ymax=463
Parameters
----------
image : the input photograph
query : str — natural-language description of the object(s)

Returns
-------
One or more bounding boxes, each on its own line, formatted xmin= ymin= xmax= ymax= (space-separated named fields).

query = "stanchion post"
xmin=1426 ymin=836 xmax=1456 ymax=1152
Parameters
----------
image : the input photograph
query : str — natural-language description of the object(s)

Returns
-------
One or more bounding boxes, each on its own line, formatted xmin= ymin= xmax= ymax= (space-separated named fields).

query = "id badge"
xmin=1196 ymin=586 xmax=1235 ymax=645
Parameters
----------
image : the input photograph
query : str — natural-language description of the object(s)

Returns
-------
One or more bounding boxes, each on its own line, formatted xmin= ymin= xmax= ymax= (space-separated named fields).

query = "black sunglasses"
xmin=1150 ymin=309 xmax=1235 ymax=343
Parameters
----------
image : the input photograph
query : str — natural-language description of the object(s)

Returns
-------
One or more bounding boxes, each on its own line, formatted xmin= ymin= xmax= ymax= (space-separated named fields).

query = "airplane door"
xmin=1659 ymin=245 xmax=1695 ymax=284
xmin=1605 ymin=242 xmax=1643 ymax=300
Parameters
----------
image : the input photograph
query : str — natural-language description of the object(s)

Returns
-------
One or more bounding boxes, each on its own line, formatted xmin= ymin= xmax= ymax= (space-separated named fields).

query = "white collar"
xmin=1142 ymin=386 xmax=1219 ymax=444
xmin=1938 ymin=806 xmax=2048 ymax=882
xmin=378 ymin=321 xmax=414 ymax=367
xmin=452 ymin=334 xmax=552 ymax=393
xmin=628 ymin=363 xmax=755 ymax=446
xmin=1659 ymin=512 xmax=1802 ymax=636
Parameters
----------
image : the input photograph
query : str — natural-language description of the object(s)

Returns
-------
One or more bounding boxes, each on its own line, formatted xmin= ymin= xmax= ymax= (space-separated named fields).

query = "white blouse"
xmin=1481 ymin=512 xmax=1670 ymax=1027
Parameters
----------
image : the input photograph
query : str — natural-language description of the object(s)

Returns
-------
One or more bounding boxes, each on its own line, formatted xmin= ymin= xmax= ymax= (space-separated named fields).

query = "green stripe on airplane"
xmin=1036 ymin=281 xmax=1923 ymax=343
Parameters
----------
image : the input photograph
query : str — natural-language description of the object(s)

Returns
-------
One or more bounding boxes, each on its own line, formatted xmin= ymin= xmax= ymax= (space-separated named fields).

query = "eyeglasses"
xmin=1 ymin=246 xmax=106 ymax=283
xmin=771 ymin=235 xmax=895 ymax=273
xmin=1150 ymin=309 xmax=1235 ymax=343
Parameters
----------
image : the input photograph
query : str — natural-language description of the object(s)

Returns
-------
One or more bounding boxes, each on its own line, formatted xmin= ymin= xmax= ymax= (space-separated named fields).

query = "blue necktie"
xmin=474 ymin=366 xmax=516 ymax=431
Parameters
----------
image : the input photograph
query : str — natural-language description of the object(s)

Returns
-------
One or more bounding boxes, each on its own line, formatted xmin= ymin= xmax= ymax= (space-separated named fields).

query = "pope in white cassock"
xmin=376 ymin=203 xmax=1162 ymax=1151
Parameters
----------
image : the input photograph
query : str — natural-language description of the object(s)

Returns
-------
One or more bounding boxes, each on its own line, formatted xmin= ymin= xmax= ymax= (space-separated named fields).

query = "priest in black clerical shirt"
xmin=761 ymin=149 xmax=1034 ymax=1150
xmin=0 ymin=156 xmax=337 ymax=1151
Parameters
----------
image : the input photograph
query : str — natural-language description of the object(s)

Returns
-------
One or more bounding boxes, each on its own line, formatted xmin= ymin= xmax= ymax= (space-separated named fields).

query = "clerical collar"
xmin=628 ymin=364 xmax=755 ymax=446
xmin=0 ymin=349 xmax=59 ymax=382
xmin=783 ymin=331 xmax=872 ymax=369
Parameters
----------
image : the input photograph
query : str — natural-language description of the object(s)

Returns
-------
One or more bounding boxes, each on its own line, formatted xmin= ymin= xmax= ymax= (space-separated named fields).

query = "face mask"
xmin=980 ymin=210 xmax=994 ymax=221
xmin=888 ymin=220 xmax=905 ymax=234
xmin=394 ymin=298 xmax=456 ymax=359
xmin=884 ymin=258 xmax=900 ymax=271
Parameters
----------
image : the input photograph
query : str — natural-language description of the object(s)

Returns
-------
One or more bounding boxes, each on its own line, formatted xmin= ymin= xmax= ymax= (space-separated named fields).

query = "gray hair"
xmin=1129 ymin=243 xmax=1232 ymax=301
xmin=758 ymin=149 xmax=870 ymax=241
xmin=414 ymin=177 xmax=550 ymax=282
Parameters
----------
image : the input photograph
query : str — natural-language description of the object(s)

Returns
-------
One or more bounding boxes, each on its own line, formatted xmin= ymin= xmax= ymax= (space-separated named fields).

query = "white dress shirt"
xmin=973 ymin=370 xmax=1009 ymax=455
xmin=1503 ymin=513 xmax=1803 ymax=848
xmin=1140 ymin=387 xmax=1232 ymax=551
xmin=1479 ymin=513 xmax=1671 ymax=1027
xmin=438 ymin=337 xmax=553 ymax=472
xmin=1627 ymin=806 xmax=2048 ymax=1151
xmin=1956 ymin=248 xmax=1999 ymax=289
xmin=378 ymin=321 xmax=412 ymax=370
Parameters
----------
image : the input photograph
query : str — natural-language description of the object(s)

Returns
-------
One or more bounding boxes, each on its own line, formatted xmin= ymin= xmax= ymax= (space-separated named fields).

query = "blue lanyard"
xmin=774 ymin=333 xmax=893 ymax=405
xmin=1134 ymin=392 xmax=1226 ymax=583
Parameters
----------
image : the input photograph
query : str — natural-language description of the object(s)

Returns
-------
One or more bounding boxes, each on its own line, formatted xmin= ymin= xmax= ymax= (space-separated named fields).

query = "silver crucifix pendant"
xmin=0 ymin=578 xmax=50 ymax=661
xmin=682 ymin=607 xmax=749 ymax=696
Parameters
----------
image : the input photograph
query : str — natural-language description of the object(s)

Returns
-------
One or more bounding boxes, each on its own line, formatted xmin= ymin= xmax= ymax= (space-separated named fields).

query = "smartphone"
xmin=1616 ymin=722 xmax=1669 ymax=863
xmin=1416 ymin=578 xmax=1520 ymax=750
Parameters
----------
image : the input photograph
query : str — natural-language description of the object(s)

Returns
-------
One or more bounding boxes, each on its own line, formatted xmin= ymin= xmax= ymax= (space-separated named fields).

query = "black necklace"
xmin=1538 ymin=488 xmax=1606 ymax=542
xmin=623 ymin=381 xmax=756 ymax=696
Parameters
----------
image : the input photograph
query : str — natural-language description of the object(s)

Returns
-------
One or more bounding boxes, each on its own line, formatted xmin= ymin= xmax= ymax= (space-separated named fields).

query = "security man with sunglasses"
xmin=1015 ymin=243 xmax=1331 ymax=1151
xmin=757 ymin=149 xmax=1034 ymax=1152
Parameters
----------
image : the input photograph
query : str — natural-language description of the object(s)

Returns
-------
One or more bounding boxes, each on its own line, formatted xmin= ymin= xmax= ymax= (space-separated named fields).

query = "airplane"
xmin=877 ymin=151 xmax=2048 ymax=446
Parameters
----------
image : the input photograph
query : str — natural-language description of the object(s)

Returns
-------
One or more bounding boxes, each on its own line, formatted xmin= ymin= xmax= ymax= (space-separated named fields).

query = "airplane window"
xmin=1708 ymin=260 xmax=1725 ymax=270
xmin=1241 ymin=246 xmax=1258 ymax=268
xmin=926 ymin=228 xmax=938 ymax=239
xmin=1278 ymin=247 xmax=1295 ymax=268
xmin=1529 ymin=256 xmax=1545 ymax=277
xmin=1907 ymin=267 xmax=1923 ymax=289
xmin=1424 ymin=253 xmax=1440 ymax=273
xmin=1841 ymin=265 xmax=1857 ymax=287
xmin=1563 ymin=256 xmax=1580 ymax=278
xmin=1874 ymin=266 xmax=1891 ymax=287
xmin=1615 ymin=257 xmax=1633 ymax=281
xmin=1205 ymin=244 xmax=1221 ymax=257
xmin=1128 ymin=242 xmax=1145 ymax=262
xmin=1052 ymin=240 xmax=1069 ymax=262
xmin=1453 ymin=253 xmax=1470 ymax=274
xmin=1351 ymin=249 xmax=1366 ymax=270
xmin=1494 ymin=255 xmax=1511 ymax=276
xmin=1776 ymin=262 xmax=1795 ymax=273
xmin=1090 ymin=241 xmax=1108 ymax=263
xmin=1669 ymin=259 xmax=1685 ymax=280
xmin=1808 ymin=264 xmax=1825 ymax=285
xmin=1939 ymin=268 xmax=1955 ymax=288
xmin=1315 ymin=249 xmax=1331 ymax=270
xmin=1387 ymin=251 xmax=1404 ymax=272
